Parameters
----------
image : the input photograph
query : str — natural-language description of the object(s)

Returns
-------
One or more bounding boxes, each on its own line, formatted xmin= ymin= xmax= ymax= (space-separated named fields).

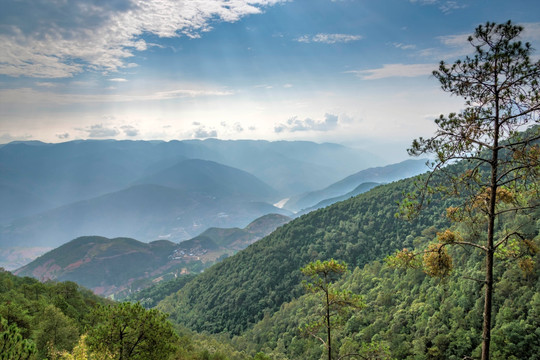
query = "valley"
xmin=14 ymin=213 xmax=291 ymax=298
xmin=0 ymin=139 xmax=426 ymax=270
xmin=1 ymin=130 xmax=538 ymax=360
xmin=1 ymin=11 xmax=539 ymax=360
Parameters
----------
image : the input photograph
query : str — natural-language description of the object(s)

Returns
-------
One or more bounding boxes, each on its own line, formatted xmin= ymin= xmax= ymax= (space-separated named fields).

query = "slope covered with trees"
xmin=0 ymin=269 xmax=111 ymax=358
xmin=0 ymin=269 xmax=253 ymax=360
xmin=235 ymin=245 xmax=539 ymax=360
xmin=158 ymin=174 xmax=453 ymax=334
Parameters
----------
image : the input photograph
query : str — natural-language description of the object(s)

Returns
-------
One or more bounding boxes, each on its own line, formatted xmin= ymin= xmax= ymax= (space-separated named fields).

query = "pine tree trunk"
xmin=481 ymin=248 xmax=494 ymax=360
xmin=326 ymin=288 xmax=332 ymax=360
xmin=482 ymin=100 xmax=500 ymax=360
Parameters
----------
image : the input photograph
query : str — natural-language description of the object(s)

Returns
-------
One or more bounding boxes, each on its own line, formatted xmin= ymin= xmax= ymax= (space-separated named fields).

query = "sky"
xmin=1 ymin=0 xmax=540 ymax=160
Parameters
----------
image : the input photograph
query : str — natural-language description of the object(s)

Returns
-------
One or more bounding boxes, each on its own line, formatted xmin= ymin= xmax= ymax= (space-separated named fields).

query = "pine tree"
xmin=398 ymin=21 xmax=540 ymax=360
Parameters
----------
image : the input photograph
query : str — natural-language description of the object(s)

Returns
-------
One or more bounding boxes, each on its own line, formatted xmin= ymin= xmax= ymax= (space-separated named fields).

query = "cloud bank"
xmin=0 ymin=0 xmax=285 ymax=78
xmin=274 ymin=113 xmax=339 ymax=133
xmin=80 ymin=124 xmax=120 ymax=138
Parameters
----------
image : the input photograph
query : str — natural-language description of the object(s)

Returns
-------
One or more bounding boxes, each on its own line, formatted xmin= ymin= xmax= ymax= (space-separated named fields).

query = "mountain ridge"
xmin=157 ymin=173 xmax=450 ymax=334
xmin=284 ymin=158 xmax=428 ymax=212
xmin=14 ymin=213 xmax=291 ymax=297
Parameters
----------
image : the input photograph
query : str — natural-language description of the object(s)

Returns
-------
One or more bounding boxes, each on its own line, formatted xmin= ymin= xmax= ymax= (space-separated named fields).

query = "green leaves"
xmin=0 ymin=317 xmax=36 ymax=360
xmin=401 ymin=20 xmax=540 ymax=360
xmin=86 ymin=302 xmax=179 ymax=360
xmin=301 ymin=259 xmax=348 ymax=283
xmin=300 ymin=260 xmax=364 ymax=360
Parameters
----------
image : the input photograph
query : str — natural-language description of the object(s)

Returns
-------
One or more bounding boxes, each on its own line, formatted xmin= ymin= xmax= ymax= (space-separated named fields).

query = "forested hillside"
xmin=0 ymin=269 xmax=110 ymax=358
xmin=235 ymin=247 xmax=539 ymax=359
xmin=0 ymin=269 xmax=252 ymax=360
xmin=158 ymin=175 xmax=454 ymax=334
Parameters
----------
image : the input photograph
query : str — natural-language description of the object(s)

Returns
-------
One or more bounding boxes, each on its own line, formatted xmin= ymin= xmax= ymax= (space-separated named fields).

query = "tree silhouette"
xmin=301 ymin=259 xmax=364 ymax=360
xmin=397 ymin=21 xmax=540 ymax=360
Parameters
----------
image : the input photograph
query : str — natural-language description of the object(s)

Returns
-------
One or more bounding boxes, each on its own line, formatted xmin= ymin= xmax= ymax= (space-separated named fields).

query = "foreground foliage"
xmin=236 ymin=245 xmax=539 ymax=359
xmin=300 ymin=260 xmax=364 ymax=360
xmin=398 ymin=20 xmax=540 ymax=359
xmin=0 ymin=317 xmax=36 ymax=360
xmin=0 ymin=269 xmax=110 ymax=358
xmin=85 ymin=302 xmax=179 ymax=360
xmin=158 ymin=176 xmax=451 ymax=334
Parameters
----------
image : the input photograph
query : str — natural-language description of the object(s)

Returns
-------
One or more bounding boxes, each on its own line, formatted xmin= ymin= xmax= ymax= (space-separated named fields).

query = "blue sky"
xmin=1 ymin=0 xmax=539 ymax=160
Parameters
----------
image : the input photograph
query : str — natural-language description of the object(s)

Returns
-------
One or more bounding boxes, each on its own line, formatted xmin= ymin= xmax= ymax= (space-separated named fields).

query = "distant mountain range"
xmin=180 ymin=213 xmax=291 ymax=252
xmin=15 ymin=236 xmax=177 ymax=296
xmin=0 ymin=159 xmax=289 ymax=250
xmin=294 ymin=181 xmax=380 ymax=216
xmin=0 ymin=139 xmax=381 ymax=221
xmin=283 ymin=158 xmax=429 ymax=212
xmin=14 ymin=214 xmax=291 ymax=297
xmin=133 ymin=158 xmax=277 ymax=201
xmin=0 ymin=139 xmax=420 ymax=269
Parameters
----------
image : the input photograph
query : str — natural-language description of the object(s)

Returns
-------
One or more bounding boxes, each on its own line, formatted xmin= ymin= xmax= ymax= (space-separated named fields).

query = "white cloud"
xmin=415 ymin=33 xmax=471 ymax=60
xmin=521 ymin=22 xmax=540 ymax=43
xmin=392 ymin=42 xmax=416 ymax=50
xmin=410 ymin=0 xmax=438 ymax=4
xmin=56 ymin=133 xmax=70 ymax=140
xmin=79 ymin=124 xmax=120 ymax=138
xmin=192 ymin=126 xmax=217 ymax=139
xmin=35 ymin=82 xmax=57 ymax=88
xmin=274 ymin=113 xmax=339 ymax=133
xmin=153 ymin=89 xmax=234 ymax=99
xmin=0 ymin=133 xmax=32 ymax=144
xmin=418 ymin=22 xmax=540 ymax=62
xmin=409 ymin=0 xmax=468 ymax=14
xmin=437 ymin=33 xmax=471 ymax=56
xmin=121 ymin=125 xmax=139 ymax=137
xmin=348 ymin=63 xmax=435 ymax=80
xmin=0 ymin=0 xmax=286 ymax=78
xmin=439 ymin=1 xmax=467 ymax=13
xmin=109 ymin=78 xmax=128 ymax=82
xmin=297 ymin=33 xmax=362 ymax=44
xmin=233 ymin=123 xmax=244 ymax=132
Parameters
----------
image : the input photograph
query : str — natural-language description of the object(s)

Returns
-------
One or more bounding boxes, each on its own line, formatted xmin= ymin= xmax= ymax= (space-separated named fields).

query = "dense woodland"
xmin=3 ymin=168 xmax=537 ymax=359
xmin=2 ymin=154 xmax=539 ymax=359
xmin=2 ymin=137 xmax=539 ymax=359
xmin=2 ymin=21 xmax=539 ymax=360
xmin=157 ymin=176 xmax=453 ymax=335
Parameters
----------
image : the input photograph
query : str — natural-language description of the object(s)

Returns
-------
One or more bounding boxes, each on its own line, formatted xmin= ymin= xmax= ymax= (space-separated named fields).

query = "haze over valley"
xmin=0 ymin=138 xmax=428 ymax=270
xmin=1 ymin=1 xmax=539 ymax=359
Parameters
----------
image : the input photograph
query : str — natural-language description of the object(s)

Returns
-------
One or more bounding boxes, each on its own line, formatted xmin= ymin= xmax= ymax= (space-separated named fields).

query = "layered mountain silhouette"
xmin=132 ymin=159 xmax=277 ymax=201
xmin=283 ymin=158 xmax=428 ymax=212
xmin=0 ymin=139 xmax=416 ymax=269
xmin=0 ymin=139 xmax=381 ymax=220
xmin=15 ymin=214 xmax=291 ymax=297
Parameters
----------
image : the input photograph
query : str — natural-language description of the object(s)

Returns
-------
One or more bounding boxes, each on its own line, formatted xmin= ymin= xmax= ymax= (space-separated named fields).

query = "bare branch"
xmin=451 ymin=241 xmax=488 ymax=252
xmin=494 ymin=231 xmax=527 ymax=249
xmin=494 ymin=205 xmax=537 ymax=216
